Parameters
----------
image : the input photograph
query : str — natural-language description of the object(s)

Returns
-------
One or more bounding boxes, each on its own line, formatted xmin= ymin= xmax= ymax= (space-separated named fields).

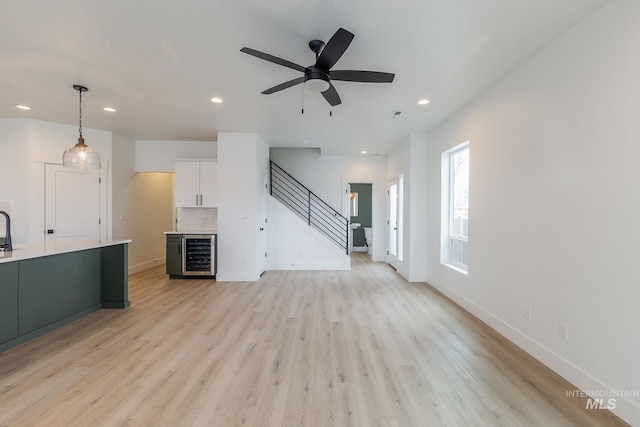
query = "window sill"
xmin=442 ymin=262 xmax=468 ymax=275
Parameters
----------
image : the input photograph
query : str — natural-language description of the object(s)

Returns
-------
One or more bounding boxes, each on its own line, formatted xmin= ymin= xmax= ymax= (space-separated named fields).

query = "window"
xmin=441 ymin=142 xmax=469 ymax=272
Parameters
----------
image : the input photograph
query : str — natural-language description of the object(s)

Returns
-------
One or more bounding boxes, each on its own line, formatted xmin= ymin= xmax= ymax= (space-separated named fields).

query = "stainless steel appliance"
xmin=181 ymin=234 xmax=216 ymax=277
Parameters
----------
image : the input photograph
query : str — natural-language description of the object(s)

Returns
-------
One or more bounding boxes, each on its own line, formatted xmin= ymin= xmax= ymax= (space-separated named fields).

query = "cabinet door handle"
xmin=196 ymin=194 xmax=199 ymax=206
xmin=199 ymin=194 xmax=203 ymax=205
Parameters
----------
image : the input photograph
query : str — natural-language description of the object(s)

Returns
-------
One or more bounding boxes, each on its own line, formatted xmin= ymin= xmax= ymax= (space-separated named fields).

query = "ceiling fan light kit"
xmin=304 ymin=69 xmax=331 ymax=92
xmin=241 ymin=27 xmax=395 ymax=108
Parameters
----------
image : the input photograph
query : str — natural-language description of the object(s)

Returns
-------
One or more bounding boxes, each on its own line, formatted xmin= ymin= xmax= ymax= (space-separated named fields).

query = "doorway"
xmin=388 ymin=179 xmax=399 ymax=269
xmin=349 ymin=183 xmax=372 ymax=254
xmin=387 ymin=175 xmax=403 ymax=270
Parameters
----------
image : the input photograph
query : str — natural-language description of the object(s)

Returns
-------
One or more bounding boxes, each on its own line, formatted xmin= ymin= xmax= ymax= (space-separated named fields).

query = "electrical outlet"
xmin=524 ymin=306 xmax=532 ymax=321
xmin=559 ymin=322 xmax=569 ymax=340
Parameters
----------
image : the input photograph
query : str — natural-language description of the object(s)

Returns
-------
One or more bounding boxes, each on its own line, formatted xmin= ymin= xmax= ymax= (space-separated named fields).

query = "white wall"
xmin=29 ymin=120 xmax=112 ymax=242
xmin=270 ymin=147 xmax=387 ymax=261
xmin=0 ymin=118 xmax=112 ymax=243
xmin=267 ymin=196 xmax=350 ymax=270
xmin=409 ymin=135 xmax=428 ymax=282
xmin=135 ymin=140 xmax=217 ymax=172
xmin=0 ymin=119 xmax=29 ymax=243
xmin=126 ymin=173 xmax=173 ymax=272
xmin=113 ymin=134 xmax=173 ymax=272
xmin=217 ymin=132 xmax=267 ymax=281
xmin=112 ymin=132 xmax=136 ymax=244
xmin=387 ymin=134 xmax=429 ymax=282
xmin=425 ymin=1 xmax=640 ymax=424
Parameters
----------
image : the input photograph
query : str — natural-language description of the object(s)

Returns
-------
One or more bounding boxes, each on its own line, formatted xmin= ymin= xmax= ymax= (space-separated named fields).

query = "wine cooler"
xmin=181 ymin=234 xmax=216 ymax=277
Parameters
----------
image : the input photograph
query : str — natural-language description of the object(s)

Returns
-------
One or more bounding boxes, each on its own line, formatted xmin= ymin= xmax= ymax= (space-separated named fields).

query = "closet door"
xmin=45 ymin=164 xmax=100 ymax=241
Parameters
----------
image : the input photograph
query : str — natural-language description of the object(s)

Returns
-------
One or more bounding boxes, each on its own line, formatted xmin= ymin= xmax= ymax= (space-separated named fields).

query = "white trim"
xmin=426 ymin=274 xmax=640 ymax=425
xmin=267 ymin=262 xmax=350 ymax=271
xmin=441 ymin=141 xmax=470 ymax=271
xmin=216 ymin=272 xmax=261 ymax=282
xmin=442 ymin=263 xmax=468 ymax=276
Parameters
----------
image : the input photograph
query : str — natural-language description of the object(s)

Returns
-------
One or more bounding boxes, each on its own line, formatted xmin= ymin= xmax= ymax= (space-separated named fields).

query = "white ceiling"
xmin=1 ymin=0 xmax=606 ymax=155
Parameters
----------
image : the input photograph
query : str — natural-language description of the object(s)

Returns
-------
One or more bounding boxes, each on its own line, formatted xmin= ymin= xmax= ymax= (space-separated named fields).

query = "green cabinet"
xmin=0 ymin=242 xmax=130 ymax=353
xmin=19 ymin=249 xmax=101 ymax=335
xmin=166 ymin=234 xmax=182 ymax=276
xmin=0 ymin=263 xmax=19 ymax=345
xmin=101 ymin=244 xmax=129 ymax=308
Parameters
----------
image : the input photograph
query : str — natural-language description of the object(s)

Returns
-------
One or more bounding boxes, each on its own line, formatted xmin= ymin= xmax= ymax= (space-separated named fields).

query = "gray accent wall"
xmin=349 ymin=183 xmax=372 ymax=247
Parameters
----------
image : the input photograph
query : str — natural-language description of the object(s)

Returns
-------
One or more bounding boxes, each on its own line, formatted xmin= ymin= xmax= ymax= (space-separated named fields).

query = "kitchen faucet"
xmin=0 ymin=210 xmax=12 ymax=252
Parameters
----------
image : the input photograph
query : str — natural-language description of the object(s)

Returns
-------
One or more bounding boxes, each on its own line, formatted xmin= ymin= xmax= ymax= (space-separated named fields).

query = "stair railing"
xmin=270 ymin=161 xmax=348 ymax=254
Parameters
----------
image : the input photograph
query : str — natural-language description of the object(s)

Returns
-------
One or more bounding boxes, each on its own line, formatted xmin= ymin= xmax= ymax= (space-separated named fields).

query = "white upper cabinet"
xmin=175 ymin=161 xmax=218 ymax=207
xmin=198 ymin=161 xmax=218 ymax=207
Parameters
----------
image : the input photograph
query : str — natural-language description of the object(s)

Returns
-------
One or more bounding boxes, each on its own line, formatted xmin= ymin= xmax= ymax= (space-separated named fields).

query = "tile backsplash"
xmin=177 ymin=207 xmax=217 ymax=232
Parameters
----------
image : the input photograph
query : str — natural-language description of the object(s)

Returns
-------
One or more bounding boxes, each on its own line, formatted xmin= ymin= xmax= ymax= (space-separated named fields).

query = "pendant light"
xmin=62 ymin=85 xmax=101 ymax=169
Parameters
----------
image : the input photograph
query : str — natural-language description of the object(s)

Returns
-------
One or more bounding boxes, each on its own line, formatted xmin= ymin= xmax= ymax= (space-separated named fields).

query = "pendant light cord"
xmin=78 ymin=88 xmax=83 ymax=139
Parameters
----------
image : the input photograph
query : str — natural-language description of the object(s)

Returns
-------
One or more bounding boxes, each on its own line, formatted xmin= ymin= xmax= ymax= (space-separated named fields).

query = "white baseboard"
xmin=215 ymin=272 xmax=261 ymax=282
xmin=425 ymin=275 xmax=640 ymax=426
xmin=352 ymin=246 xmax=368 ymax=252
xmin=128 ymin=257 xmax=165 ymax=275
xmin=268 ymin=261 xmax=350 ymax=271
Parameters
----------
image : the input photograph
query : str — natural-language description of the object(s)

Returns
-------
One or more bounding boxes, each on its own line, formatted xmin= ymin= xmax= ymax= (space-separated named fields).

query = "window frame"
xmin=441 ymin=141 xmax=469 ymax=273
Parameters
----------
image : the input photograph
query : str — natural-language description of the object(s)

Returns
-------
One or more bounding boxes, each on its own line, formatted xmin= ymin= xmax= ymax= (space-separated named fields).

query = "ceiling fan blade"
xmin=262 ymin=77 xmax=306 ymax=94
xmin=330 ymin=70 xmax=395 ymax=83
xmin=321 ymin=83 xmax=342 ymax=106
xmin=240 ymin=47 xmax=307 ymax=73
xmin=315 ymin=28 xmax=354 ymax=71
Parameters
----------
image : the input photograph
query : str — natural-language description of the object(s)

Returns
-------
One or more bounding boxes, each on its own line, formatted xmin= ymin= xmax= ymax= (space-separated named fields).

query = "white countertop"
xmin=0 ymin=239 xmax=131 ymax=264
xmin=164 ymin=231 xmax=217 ymax=235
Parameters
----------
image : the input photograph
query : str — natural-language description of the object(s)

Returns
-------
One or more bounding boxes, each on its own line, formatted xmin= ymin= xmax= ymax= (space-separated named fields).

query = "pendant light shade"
xmin=63 ymin=85 xmax=101 ymax=169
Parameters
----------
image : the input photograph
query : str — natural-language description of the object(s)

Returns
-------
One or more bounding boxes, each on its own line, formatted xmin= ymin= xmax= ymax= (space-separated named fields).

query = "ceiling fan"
xmin=240 ymin=27 xmax=395 ymax=107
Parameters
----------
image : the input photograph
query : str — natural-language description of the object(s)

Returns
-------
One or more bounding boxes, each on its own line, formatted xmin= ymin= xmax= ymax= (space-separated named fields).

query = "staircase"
xmin=270 ymin=161 xmax=349 ymax=254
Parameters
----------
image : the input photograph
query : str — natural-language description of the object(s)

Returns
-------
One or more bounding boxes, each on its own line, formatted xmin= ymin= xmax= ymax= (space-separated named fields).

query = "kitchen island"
xmin=0 ymin=239 xmax=130 ymax=352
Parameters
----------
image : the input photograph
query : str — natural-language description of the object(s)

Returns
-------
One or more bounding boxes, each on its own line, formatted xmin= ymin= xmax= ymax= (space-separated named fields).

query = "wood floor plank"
xmin=0 ymin=254 xmax=630 ymax=426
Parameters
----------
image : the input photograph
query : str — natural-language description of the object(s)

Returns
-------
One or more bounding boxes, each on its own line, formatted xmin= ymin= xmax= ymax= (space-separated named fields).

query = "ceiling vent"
xmin=390 ymin=110 xmax=402 ymax=119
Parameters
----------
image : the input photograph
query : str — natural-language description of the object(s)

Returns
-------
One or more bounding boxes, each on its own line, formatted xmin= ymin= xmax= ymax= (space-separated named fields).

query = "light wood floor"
xmin=0 ymin=254 xmax=629 ymax=426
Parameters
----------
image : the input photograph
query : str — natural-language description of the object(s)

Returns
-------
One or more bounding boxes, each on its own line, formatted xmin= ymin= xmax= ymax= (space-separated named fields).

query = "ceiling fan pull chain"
xmin=301 ymin=83 xmax=304 ymax=114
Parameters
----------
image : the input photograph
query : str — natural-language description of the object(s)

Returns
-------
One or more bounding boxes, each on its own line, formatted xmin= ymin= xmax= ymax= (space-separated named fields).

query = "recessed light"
xmin=103 ymin=107 xmax=116 ymax=112
xmin=15 ymin=104 xmax=31 ymax=110
xmin=211 ymin=97 xmax=223 ymax=104
xmin=361 ymin=150 xmax=368 ymax=154
xmin=418 ymin=99 xmax=430 ymax=105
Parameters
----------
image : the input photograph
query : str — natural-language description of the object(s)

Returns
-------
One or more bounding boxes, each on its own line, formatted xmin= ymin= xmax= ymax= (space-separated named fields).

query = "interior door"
xmin=257 ymin=172 xmax=268 ymax=275
xmin=388 ymin=179 xmax=399 ymax=269
xmin=45 ymin=164 xmax=100 ymax=241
